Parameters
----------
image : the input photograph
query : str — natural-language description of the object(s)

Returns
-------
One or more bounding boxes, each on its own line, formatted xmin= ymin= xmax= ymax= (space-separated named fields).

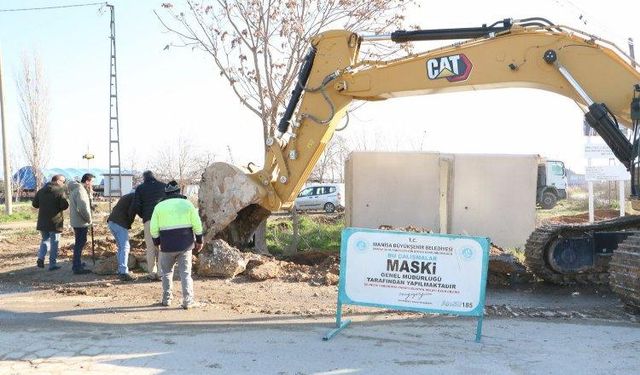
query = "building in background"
xmin=12 ymin=166 xmax=136 ymax=194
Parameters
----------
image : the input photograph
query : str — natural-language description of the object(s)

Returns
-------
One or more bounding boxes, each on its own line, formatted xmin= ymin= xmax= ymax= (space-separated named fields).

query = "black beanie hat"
xmin=165 ymin=180 xmax=180 ymax=194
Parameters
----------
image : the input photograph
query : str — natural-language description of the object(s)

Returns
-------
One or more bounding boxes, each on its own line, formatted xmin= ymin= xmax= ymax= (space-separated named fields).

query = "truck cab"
xmin=537 ymin=160 xmax=568 ymax=209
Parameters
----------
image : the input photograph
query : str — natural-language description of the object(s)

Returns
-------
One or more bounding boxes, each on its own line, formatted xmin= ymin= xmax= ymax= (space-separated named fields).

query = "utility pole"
xmin=0 ymin=47 xmax=12 ymax=215
xmin=107 ymin=3 xmax=122 ymax=208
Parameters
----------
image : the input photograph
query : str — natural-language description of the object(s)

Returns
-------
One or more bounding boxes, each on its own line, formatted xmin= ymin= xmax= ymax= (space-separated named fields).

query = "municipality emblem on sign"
xmin=356 ymin=240 xmax=368 ymax=251
xmin=461 ymin=247 xmax=474 ymax=260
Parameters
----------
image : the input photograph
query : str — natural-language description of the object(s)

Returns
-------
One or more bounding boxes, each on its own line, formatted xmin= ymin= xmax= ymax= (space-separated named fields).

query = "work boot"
xmin=37 ymin=258 xmax=44 ymax=268
xmin=182 ymin=301 xmax=200 ymax=310
xmin=161 ymin=299 xmax=172 ymax=307
xmin=118 ymin=273 xmax=136 ymax=282
xmin=49 ymin=265 xmax=61 ymax=271
xmin=73 ymin=268 xmax=92 ymax=275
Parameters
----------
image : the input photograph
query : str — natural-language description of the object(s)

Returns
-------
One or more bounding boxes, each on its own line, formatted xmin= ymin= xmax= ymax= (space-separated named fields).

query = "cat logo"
xmin=426 ymin=54 xmax=472 ymax=82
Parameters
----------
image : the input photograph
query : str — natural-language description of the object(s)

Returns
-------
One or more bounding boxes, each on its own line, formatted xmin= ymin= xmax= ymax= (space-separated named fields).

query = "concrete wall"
xmin=345 ymin=152 xmax=441 ymax=230
xmin=345 ymin=152 xmax=538 ymax=248
xmin=449 ymin=154 xmax=538 ymax=248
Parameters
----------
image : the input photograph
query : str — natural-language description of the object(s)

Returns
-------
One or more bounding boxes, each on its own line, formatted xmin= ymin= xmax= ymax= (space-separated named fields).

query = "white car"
xmin=294 ymin=183 xmax=345 ymax=213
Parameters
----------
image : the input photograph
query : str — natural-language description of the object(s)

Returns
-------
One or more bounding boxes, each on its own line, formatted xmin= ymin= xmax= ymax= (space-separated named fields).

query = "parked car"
xmin=294 ymin=183 xmax=345 ymax=213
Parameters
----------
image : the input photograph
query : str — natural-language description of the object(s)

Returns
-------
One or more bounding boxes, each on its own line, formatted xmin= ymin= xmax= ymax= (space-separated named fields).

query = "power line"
xmin=0 ymin=2 xmax=106 ymax=13
xmin=552 ymin=0 xmax=630 ymax=43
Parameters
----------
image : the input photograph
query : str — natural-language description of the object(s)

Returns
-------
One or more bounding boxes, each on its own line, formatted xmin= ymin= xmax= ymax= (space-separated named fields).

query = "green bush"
xmin=267 ymin=215 xmax=344 ymax=254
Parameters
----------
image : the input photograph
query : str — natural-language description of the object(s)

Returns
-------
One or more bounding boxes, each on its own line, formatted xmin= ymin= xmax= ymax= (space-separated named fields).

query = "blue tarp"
xmin=12 ymin=166 xmax=109 ymax=190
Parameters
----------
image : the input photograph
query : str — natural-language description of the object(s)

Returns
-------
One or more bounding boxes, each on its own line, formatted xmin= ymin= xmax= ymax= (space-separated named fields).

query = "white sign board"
xmin=340 ymin=229 xmax=488 ymax=314
xmin=585 ymin=165 xmax=630 ymax=181
xmin=325 ymin=228 xmax=489 ymax=342
xmin=585 ymin=143 xmax=616 ymax=159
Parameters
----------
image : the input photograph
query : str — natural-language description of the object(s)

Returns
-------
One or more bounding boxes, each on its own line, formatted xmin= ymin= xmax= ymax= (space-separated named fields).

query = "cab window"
xmin=298 ymin=187 xmax=314 ymax=197
xmin=550 ymin=162 xmax=565 ymax=176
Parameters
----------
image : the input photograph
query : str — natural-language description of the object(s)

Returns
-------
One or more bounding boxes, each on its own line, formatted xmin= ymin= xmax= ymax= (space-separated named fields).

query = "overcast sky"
xmin=0 ymin=0 xmax=638 ymax=176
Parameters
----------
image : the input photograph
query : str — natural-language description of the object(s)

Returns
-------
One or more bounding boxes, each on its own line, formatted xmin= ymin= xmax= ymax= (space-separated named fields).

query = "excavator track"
xmin=609 ymin=234 xmax=640 ymax=313
xmin=524 ymin=215 xmax=640 ymax=285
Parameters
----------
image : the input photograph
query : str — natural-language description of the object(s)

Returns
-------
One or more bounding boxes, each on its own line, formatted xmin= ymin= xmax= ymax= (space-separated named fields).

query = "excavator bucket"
xmin=198 ymin=162 xmax=271 ymax=247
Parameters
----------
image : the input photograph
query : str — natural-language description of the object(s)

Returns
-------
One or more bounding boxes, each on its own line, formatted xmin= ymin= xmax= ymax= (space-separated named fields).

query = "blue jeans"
xmin=72 ymin=227 xmax=89 ymax=272
xmin=38 ymin=231 xmax=60 ymax=269
xmin=108 ymin=221 xmax=130 ymax=274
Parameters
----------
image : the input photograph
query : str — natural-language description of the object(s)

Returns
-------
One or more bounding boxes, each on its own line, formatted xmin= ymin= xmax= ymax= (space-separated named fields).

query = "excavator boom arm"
xmin=199 ymin=18 xmax=640 ymax=245
xmin=266 ymin=21 xmax=640 ymax=211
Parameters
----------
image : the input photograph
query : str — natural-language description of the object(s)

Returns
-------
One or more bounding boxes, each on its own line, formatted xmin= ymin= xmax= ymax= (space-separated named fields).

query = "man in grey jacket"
xmin=68 ymin=173 xmax=94 ymax=275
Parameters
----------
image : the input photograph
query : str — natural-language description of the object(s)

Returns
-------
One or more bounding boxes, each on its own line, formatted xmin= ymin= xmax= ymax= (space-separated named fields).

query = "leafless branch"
xmin=157 ymin=0 xmax=417 ymax=148
xmin=15 ymin=52 xmax=50 ymax=190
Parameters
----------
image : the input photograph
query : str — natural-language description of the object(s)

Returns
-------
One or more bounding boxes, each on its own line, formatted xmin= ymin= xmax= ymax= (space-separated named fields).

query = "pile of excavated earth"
xmin=18 ymin=208 xmax=628 ymax=289
xmin=49 ymin=223 xmax=528 ymax=288
xmin=54 ymin=229 xmax=342 ymax=286
xmin=377 ymin=224 xmax=532 ymax=286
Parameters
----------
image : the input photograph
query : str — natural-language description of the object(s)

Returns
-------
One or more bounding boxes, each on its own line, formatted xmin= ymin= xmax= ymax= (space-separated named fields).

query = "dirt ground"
xmin=539 ymin=208 xmax=625 ymax=225
xmin=0 ymin=223 xmax=338 ymax=317
xmin=0 ymin=211 xmax=637 ymax=320
xmin=1 ymin=213 xmax=640 ymax=373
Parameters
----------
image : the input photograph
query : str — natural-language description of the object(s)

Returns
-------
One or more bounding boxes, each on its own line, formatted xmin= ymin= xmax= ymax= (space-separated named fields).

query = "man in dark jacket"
xmin=32 ymin=174 xmax=68 ymax=271
xmin=129 ymin=170 xmax=166 ymax=280
xmin=108 ymin=192 xmax=137 ymax=281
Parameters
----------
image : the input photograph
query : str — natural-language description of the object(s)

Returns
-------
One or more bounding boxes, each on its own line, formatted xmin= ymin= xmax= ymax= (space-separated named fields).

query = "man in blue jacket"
xmin=151 ymin=180 xmax=203 ymax=309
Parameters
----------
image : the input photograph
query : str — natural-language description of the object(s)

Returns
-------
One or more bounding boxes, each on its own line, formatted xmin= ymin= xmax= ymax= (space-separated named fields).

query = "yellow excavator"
xmin=198 ymin=17 xmax=640 ymax=312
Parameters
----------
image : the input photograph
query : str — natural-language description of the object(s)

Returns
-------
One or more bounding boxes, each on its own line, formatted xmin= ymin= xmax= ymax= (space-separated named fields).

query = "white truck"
xmin=537 ymin=160 xmax=568 ymax=209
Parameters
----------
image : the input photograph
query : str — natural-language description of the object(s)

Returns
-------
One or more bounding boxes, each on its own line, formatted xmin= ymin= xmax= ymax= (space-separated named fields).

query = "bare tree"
xmin=150 ymin=136 xmax=216 ymax=189
xmin=123 ymin=149 xmax=143 ymax=186
xmin=225 ymin=144 xmax=235 ymax=164
xmin=309 ymin=133 xmax=350 ymax=183
xmin=16 ymin=52 xmax=50 ymax=190
xmin=411 ymin=130 xmax=428 ymax=152
xmin=157 ymin=0 xmax=416 ymax=145
xmin=9 ymin=151 xmax=23 ymax=202
xmin=158 ymin=0 xmax=417 ymax=253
